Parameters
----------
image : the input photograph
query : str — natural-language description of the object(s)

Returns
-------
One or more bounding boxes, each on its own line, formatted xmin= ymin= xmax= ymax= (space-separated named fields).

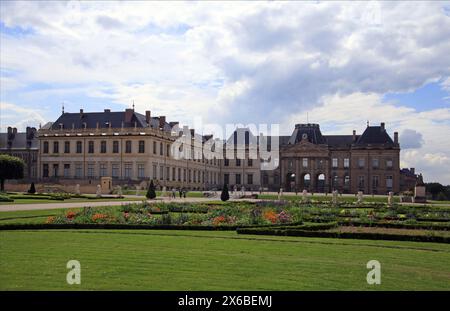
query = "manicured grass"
xmin=0 ymin=196 xmax=143 ymax=205
xmin=1 ymin=229 xmax=449 ymax=290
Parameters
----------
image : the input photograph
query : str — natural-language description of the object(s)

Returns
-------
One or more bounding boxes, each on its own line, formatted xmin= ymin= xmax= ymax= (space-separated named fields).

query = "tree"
xmin=28 ymin=182 xmax=36 ymax=194
xmin=221 ymin=184 xmax=230 ymax=202
xmin=146 ymin=180 xmax=156 ymax=199
xmin=0 ymin=154 xmax=25 ymax=192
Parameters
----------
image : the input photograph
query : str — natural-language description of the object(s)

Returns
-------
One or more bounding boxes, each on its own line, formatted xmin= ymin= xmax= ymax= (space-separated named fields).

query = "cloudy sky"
xmin=1 ymin=1 xmax=449 ymax=183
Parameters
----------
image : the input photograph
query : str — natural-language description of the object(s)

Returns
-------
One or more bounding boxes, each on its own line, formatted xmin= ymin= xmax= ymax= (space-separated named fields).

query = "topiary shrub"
xmin=28 ymin=182 xmax=36 ymax=194
xmin=221 ymin=184 xmax=230 ymax=201
xmin=146 ymin=180 xmax=156 ymax=199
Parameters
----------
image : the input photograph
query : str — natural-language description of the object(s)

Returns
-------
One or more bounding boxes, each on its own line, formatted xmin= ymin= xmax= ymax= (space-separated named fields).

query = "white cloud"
xmin=0 ymin=101 xmax=46 ymax=131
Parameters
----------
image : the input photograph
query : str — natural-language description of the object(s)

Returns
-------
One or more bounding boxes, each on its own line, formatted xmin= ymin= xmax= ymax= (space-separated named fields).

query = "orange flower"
xmin=65 ymin=211 xmax=76 ymax=219
xmin=213 ymin=215 xmax=226 ymax=226
xmin=92 ymin=213 xmax=108 ymax=222
xmin=263 ymin=210 xmax=278 ymax=223
xmin=46 ymin=216 xmax=55 ymax=224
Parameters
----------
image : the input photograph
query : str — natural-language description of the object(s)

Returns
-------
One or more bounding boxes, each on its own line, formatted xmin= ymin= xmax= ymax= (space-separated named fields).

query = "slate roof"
xmin=49 ymin=110 xmax=172 ymax=131
xmin=0 ymin=132 xmax=38 ymax=150
xmin=355 ymin=126 xmax=395 ymax=146
xmin=325 ymin=135 xmax=358 ymax=148
xmin=288 ymin=124 xmax=327 ymax=145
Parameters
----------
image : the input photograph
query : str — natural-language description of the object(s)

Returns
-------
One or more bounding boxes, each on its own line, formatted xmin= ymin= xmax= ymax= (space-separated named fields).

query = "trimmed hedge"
xmin=338 ymin=220 xmax=450 ymax=231
xmin=236 ymin=227 xmax=450 ymax=244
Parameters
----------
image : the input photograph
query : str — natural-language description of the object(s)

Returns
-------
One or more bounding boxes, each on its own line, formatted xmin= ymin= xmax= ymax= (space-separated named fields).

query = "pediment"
xmin=282 ymin=140 xmax=329 ymax=156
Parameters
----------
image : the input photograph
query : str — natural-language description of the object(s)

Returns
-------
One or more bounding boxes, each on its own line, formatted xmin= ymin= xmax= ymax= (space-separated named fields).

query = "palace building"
xmin=34 ymin=108 xmax=401 ymax=194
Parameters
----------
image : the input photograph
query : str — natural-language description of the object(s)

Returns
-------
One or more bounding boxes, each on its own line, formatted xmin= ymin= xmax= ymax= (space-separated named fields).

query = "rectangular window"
xmin=153 ymin=141 xmax=157 ymax=154
xmin=138 ymin=164 xmax=145 ymax=178
xmin=372 ymin=175 xmax=379 ymax=189
xmin=100 ymin=141 xmax=107 ymax=153
xmin=344 ymin=175 xmax=350 ymax=188
xmin=183 ymin=169 xmax=186 ymax=182
xmin=358 ymin=158 xmax=365 ymax=168
xmin=88 ymin=141 xmax=94 ymax=153
xmin=224 ymin=173 xmax=229 ymax=185
xmin=386 ymin=159 xmax=393 ymax=169
xmin=63 ymin=164 xmax=70 ymax=177
xmin=372 ymin=158 xmax=379 ymax=169
xmin=75 ymin=164 xmax=82 ymax=178
xmin=160 ymin=142 xmax=163 ymax=156
xmin=99 ymin=163 xmax=107 ymax=177
xmin=248 ymin=159 xmax=253 ymax=167
xmin=358 ymin=176 xmax=365 ymax=189
xmin=139 ymin=140 xmax=145 ymax=153
xmin=153 ymin=164 xmax=157 ymax=179
xmin=64 ymin=141 xmax=70 ymax=153
xmin=166 ymin=167 xmax=170 ymax=181
xmin=53 ymin=141 xmax=59 ymax=153
xmin=386 ymin=176 xmax=393 ymax=189
xmin=172 ymin=167 xmax=176 ymax=181
xmin=160 ymin=166 xmax=164 ymax=180
xmin=302 ymin=158 xmax=308 ymax=168
xmin=236 ymin=174 xmax=241 ymax=185
xmin=224 ymin=159 xmax=229 ymax=166
xmin=43 ymin=164 xmax=49 ymax=177
xmin=332 ymin=158 xmax=338 ymax=168
xmin=112 ymin=164 xmax=119 ymax=178
xmin=236 ymin=159 xmax=241 ymax=166
xmin=124 ymin=163 xmax=132 ymax=178
xmin=178 ymin=168 xmax=181 ymax=181
xmin=247 ymin=174 xmax=253 ymax=185
xmin=87 ymin=163 xmax=94 ymax=178
xmin=113 ymin=141 xmax=119 ymax=153
xmin=344 ymin=158 xmax=350 ymax=168
xmin=125 ymin=141 xmax=132 ymax=153
xmin=53 ymin=164 xmax=58 ymax=177
xmin=76 ymin=141 xmax=82 ymax=153
xmin=43 ymin=142 xmax=49 ymax=154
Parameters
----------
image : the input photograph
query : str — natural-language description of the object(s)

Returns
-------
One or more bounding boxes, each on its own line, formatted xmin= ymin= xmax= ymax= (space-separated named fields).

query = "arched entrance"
xmin=316 ymin=173 xmax=325 ymax=193
xmin=301 ymin=173 xmax=311 ymax=191
xmin=286 ymin=173 xmax=296 ymax=192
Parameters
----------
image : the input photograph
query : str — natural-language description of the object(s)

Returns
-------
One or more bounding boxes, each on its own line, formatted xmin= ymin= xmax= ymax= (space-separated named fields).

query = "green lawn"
xmin=1 ymin=229 xmax=449 ymax=290
xmin=0 ymin=196 xmax=143 ymax=205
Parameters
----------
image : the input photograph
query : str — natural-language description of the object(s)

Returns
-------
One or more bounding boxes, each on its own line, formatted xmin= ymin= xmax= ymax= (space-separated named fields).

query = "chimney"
xmin=80 ymin=109 xmax=84 ymax=118
xmin=145 ymin=110 xmax=151 ymax=124
xmin=352 ymin=130 xmax=356 ymax=142
xmin=394 ymin=131 xmax=398 ymax=144
xmin=410 ymin=168 xmax=415 ymax=175
xmin=380 ymin=122 xmax=385 ymax=131
xmin=125 ymin=108 xmax=133 ymax=123
xmin=159 ymin=116 xmax=166 ymax=129
xmin=7 ymin=126 xmax=12 ymax=135
xmin=169 ymin=121 xmax=179 ymax=127
xmin=13 ymin=127 xmax=17 ymax=135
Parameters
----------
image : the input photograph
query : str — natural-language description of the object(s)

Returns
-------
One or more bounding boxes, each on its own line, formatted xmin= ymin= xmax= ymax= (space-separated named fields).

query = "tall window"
xmin=167 ymin=145 xmax=170 ymax=157
xmin=386 ymin=176 xmax=393 ymax=189
xmin=112 ymin=164 xmax=119 ymax=178
xmin=88 ymin=141 xmax=94 ymax=153
xmin=64 ymin=164 xmax=70 ymax=177
xmin=372 ymin=158 xmax=379 ymax=169
xmin=138 ymin=164 xmax=145 ymax=178
xmin=302 ymin=158 xmax=308 ymax=168
xmin=183 ymin=169 xmax=186 ymax=182
xmin=344 ymin=175 xmax=350 ymax=188
xmin=344 ymin=158 xmax=350 ymax=168
xmin=224 ymin=159 xmax=229 ymax=166
xmin=160 ymin=166 xmax=164 ymax=180
xmin=372 ymin=175 xmax=379 ymax=189
xmin=43 ymin=164 xmax=49 ymax=177
xmin=139 ymin=141 xmax=145 ymax=153
xmin=160 ymin=142 xmax=163 ymax=156
xmin=332 ymin=158 xmax=338 ymax=168
xmin=166 ymin=167 xmax=170 ymax=181
xmin=76 ymin=141 xmax=82 ymax=153
xmin=100 ymin=141 xmax=107 ymax=153
xmin=386 ymin=159 xmax=393 ymax=169
xmin=153 ymin=141 xmax=157 ymax=154
xmin=113 ymin=141 xmax=119 ymax=153
xmin=358 ymin=176 xmax=365 ymax=189
xmin=64 ymin=141 xmax=70 ymax=153
xmin=99 ymin=163 xmax=107 ymax=177
xmin=75 ymin=164 xmax=82 ymax=178
xmin=248 ymin=159 xmax=253 ymax=167
xmin=236 ymin=159 xmax=241 ymax=166
xmin=153 ymin=164 xmax=157 ymax=179
xmin=124 ymin=163 xmax=132 ymax=178
xmin=87 ymin=163 xmax=94 ymax=178
xmin=43 ymin=141 xmax=49 ymax=154
xmin=172 ymin=167 xmax=176 ymax=181
xmin=358 ymin=158 xmax=365 ymax=168
xmin=224 ymin=173 xmax=230 ymax=185
xmin=247 ymin=174 xmax=253 ymax=185
xmin=53 ymin=141 xmax=59 ymax=153
xmin=178 ymin=168 xmax=181 ymax=181
xmin=235 ymin=174 xmax=241 ymax=185
xmin=125 ymin=141 xmax=132 ymax=153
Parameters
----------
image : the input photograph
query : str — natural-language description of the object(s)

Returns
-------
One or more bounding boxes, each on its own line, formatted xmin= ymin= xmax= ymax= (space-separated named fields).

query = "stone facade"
xmin=35 ymin=109 xmax=401 ymax=194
